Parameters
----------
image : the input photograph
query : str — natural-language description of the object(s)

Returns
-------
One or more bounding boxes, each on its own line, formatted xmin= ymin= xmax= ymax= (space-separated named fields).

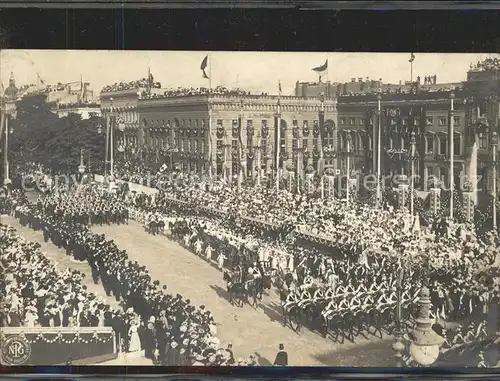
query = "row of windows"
xmin=217 ymin=119 xmax=320 ymax=129
xmin=339 ymin=116 xmax=462 ymax=127
xmin=338 ymin=133 xmax=465 ymax=156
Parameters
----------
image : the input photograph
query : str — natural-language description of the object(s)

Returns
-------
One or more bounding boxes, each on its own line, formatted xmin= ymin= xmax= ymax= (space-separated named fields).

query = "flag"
xmin=279 ymin=81 xmax=282 ymax=94
xmin=409 ymin=53 xmax=415 ymax=63
xmin=312 ymin=59 xmax=328 ymax=72
xmin=200 ymin=56 xmax=209 ymax=79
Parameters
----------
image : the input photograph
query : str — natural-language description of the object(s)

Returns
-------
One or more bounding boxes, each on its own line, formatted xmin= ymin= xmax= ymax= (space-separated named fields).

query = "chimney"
xmin=351 ymin=78 xmax=356 ymax=83
xmin=358 ymin=77 xmax=363 ymax=82
xmin=399 ymin=80 xmax=402 ymax=85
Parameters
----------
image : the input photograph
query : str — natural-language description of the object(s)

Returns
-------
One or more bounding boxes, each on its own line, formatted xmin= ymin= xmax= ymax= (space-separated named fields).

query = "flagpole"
xmin=208 ymin=53 xmax=213 ymax=181
xmin=238 ymin=99 xmax=243 ymax=189
xmin=276 ymin=81 xmax=281 ymax=192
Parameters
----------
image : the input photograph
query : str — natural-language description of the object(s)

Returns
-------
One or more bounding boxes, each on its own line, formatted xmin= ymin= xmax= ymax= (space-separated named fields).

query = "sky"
xmin=0 ymin=50 xmax=496 ymax=96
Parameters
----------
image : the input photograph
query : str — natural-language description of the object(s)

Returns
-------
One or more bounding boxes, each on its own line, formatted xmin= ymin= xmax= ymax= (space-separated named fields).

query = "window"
xmin=390 ymin=118 xmax=397 ymax=126
xmin=349 ymin=117 xmax=356 ymax=126
xmin=217 ymin=140 xmax=223 ymax=149
xmin=426 ymin=135 xmax=434 ymax=154
xmin=402 ymin=118 xmax=408 ymax=126
xmin=303 ymin=139 xmax=309 ymax=149
xmin=232 ymin=139 xmax=238 ymax=148
xmin=369 ymin=116 xmax=374 ymax=126
xmin=440 ymin=137 xmax=447 ymax=155
xmin=313 ymin=138 xmax=318 ymax=148
xmin=454 ymin=136 xmax=461 ymax=155
xmin=426 ymin=117 xmax=433 ymax=126
xmin=414 ymin=118 xmax=420 ymax=126
xmin=340 ymin=117 xmax=346 ymax=125
xmin=359 ymin=118 xmax=365 ymax=126
xmin=453 ymin=116 xmax=460 ymax=126
xmin=293 ymin=119 xmax=298 ymax=126
xmin=261 ymin=138 xmax=267 ymax=154
xmin=292 ymin=139 xmax=298 ymax=150
xmin=479 ymin=133 xmax=488 ymax=149
xmin=439 ymin=117 xmax=447 ymax=126
xmin=217 ymin=119 xmax=223 ymax=126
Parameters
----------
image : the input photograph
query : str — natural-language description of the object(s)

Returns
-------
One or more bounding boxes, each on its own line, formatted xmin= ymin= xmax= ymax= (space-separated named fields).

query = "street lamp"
xmin=78 ymin=149 xmax=86 ymax=175
xmin=491 ymin=131 xmax=498 ymax=230
xmin=407 ymin=286 xmax=445 ymax=366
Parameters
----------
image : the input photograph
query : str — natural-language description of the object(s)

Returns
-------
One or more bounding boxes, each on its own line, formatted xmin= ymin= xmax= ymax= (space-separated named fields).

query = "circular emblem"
xmin=1 ymin=335 xmax=32 ymax=365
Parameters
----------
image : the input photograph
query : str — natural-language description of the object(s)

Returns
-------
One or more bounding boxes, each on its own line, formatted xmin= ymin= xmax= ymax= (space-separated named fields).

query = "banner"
xmin=0 ymin=327 xmax=116 ymax=365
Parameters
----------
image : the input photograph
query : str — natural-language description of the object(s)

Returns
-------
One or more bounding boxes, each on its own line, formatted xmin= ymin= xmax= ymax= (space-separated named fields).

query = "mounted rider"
xmin=297 ymin=288 xmax=313 ymax=309
xmin=283 ymin=290 xmax=298 ymax=313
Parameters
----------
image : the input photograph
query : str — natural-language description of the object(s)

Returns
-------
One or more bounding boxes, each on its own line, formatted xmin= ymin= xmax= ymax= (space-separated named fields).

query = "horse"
xmin=223 ymin=271 xmax=246 ymax=307
xmin=279 ymin=289 xmax=302 ymax=333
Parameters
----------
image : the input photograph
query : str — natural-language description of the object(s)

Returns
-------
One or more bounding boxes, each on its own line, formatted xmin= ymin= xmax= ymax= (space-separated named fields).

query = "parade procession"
xmin=1 ymin=50 xmax=499 ymax=367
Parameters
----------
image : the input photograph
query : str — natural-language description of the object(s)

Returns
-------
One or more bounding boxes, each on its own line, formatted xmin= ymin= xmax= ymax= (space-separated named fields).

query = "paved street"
xmin=91 ymin=220 xmax=396 ymax=366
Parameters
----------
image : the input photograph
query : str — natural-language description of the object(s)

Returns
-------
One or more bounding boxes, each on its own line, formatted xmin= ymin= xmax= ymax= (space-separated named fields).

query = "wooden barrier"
xmin=0 ymin=327 xmax=117 ymax=365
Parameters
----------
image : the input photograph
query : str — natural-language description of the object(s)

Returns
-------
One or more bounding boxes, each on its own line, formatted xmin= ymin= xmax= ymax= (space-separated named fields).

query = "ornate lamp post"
xmin=404 ymin=286 xmax=446 ymax=366
xmin=491 ymin=131 xmax=498 ymax=230
xmin=78 ymin=148 xmax=86 ymax=177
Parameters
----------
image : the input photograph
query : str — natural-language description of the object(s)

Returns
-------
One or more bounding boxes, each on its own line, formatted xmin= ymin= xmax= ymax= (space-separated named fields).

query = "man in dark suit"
xmin=273 ymin=343 xmax=288 ymax=366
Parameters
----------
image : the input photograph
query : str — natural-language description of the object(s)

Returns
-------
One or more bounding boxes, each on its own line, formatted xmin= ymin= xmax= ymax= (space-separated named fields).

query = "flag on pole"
xmin=147 ymin=67 xmax=154 ymax=94
xmin=201 ymin=56 xmax=209 ymax=79
xmin=312 ymin=59 xmax=328 ymax=72
xmin=279 ymin=81 xmax=282 ymax=94
xmin=409 ymin=53 xmax=415 ymax=63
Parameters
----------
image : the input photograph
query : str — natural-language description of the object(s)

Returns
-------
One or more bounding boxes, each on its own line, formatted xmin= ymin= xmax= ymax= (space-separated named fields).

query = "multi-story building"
xmin=137 ymin=92 xmax=337 ymax=179
xmin=100 ymin=85 xmax=145 ymax=153
xmin=298 ymin=67 xmax=500 ymax=194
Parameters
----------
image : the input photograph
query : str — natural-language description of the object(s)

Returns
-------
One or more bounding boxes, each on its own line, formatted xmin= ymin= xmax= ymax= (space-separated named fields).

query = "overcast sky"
xmin=0 ymin=50 xmax=495 ymax=96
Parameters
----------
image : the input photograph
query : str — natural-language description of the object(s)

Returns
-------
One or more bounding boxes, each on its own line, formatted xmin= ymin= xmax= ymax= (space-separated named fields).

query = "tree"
xmin=10 ymin=94 xmax=106 ymax=174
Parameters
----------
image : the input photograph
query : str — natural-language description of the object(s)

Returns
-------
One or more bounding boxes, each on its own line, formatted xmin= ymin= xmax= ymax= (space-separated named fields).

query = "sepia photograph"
xmin=0 ymin=50 xmax=499 ymax=367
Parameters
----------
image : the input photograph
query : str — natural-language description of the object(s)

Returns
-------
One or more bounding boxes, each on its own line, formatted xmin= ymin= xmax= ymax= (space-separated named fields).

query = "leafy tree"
xmin=10 ymin=94 xmax=106 ymax=174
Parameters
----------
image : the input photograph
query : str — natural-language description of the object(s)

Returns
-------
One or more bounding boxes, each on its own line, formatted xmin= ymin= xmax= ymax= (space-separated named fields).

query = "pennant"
xmin=312 ymin=59 xmax=328 ymax=72
xmin=200 ymin=56 xmax=209 ymax=79
xmin=409 ymin=53 xmax=415 ymax=63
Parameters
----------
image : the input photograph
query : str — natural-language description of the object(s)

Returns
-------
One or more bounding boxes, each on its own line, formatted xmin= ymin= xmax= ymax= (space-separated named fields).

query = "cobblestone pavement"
xmin=91 ymin=220 xmax=396 ymax=366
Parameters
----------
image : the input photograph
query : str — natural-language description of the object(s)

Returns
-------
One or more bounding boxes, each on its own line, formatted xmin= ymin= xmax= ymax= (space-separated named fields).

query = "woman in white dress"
xmin=217 ymin=252 xmax=226 ymax=270
xmin=23 ymin=307 xmax=38 ymax=328
xmin=128 ymin=318 xmax=141 ymax=352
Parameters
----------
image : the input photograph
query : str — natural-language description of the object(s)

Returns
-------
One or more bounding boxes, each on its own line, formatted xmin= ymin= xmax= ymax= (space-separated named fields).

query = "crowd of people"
xmin=1 ymin=183 xmax=259 ymax=365
xmin=3 ymin=160 xmax=499 ymax=366
xmin=141 ymin=85 xmax=254 ymax=100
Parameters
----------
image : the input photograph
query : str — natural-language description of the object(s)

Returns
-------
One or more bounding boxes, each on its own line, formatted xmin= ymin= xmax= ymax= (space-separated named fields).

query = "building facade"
xmin=100 ymin=89 xmax=143 ymax=154
xmin=137 ymin=94 xmax=338 ymax=179
xmin=296 ymin=67 xmax=500 ymax=193
xmin=55 ymin=104 xmax=101 ymax=119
